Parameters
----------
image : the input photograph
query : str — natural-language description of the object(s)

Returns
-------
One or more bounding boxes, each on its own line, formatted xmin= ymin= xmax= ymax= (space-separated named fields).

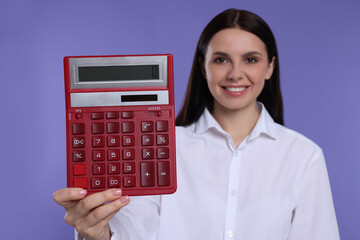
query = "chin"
xmin=214 ymin=99 xmax=257 ymax=113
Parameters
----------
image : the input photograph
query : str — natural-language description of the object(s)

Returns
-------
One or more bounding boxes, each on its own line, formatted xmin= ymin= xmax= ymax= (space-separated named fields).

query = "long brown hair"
xmin=175 ymin=9 xmax=284 ymax=126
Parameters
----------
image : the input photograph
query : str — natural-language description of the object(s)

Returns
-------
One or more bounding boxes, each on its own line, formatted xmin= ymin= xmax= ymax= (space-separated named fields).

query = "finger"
xmin=76 ymin=188 xmax=124 ymax=216
xmin=64 ymin=188 xmax=124 ymax=226
xmin=53 ymin=188 xmax=87 ymax=209
xmin=75 ymin=196 xmax=130 ymax=236
xmin=102 ymin=197 xmax=128 ymax=222
xmin=84 ymin=195 xmax=130 ymax=228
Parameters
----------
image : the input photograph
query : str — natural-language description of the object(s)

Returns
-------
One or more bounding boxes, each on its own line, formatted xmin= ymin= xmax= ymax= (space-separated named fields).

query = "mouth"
xmin=221 ymin=85 xmax=249 ymax=96
xmin=223 ymin=86 xmax=247 ymax=92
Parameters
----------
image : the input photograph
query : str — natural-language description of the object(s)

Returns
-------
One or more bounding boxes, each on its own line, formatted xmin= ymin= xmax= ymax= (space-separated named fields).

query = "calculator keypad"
xmin=68 ymin=109 xmax=175 ymax=196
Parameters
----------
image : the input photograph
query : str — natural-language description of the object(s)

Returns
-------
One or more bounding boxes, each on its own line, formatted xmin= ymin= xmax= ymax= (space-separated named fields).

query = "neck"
xmin=211 ymin=102 xmax=260 ymax=147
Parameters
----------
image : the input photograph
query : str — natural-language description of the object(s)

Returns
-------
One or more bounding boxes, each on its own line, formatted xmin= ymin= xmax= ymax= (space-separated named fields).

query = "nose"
xmin=226 ymin=63 xmax=244 ymax=81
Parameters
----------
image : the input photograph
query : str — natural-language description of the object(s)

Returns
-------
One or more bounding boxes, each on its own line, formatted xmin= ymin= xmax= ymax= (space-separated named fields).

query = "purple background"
xmin=1 ymin=0 xmax=359 ymax=239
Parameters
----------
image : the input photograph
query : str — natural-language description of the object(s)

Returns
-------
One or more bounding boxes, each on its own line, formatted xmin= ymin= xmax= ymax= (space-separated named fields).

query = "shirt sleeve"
xmin=288 ymin=150 xmax=340 ymax=240
xmin=74 ymin=195 xmax=160 ymax=240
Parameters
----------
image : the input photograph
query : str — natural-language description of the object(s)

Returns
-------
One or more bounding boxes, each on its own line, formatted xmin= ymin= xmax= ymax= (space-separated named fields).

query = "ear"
xmin=265 ymin=56 xmax=276 ymax=80
xmin=198 ymin=56 xmax=207 ymax=79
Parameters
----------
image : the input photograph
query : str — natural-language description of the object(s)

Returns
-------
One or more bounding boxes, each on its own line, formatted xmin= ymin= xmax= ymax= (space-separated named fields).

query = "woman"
xmin=54 ymin=9 xmax=339 ymax=240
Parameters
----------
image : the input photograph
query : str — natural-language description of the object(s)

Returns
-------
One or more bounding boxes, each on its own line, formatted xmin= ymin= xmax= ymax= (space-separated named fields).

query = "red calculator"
xmin=64 ymin=54 xmax=177 ymax=196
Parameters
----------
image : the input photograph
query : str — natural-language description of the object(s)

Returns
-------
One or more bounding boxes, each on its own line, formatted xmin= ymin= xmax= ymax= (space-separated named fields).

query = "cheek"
xmin=205 ymin=65 xmax=226 ymax=83
xmin=206 ymin=77 xmax=217 ymax=94
xmin=204 ymin=69 xmax=218 ymax=86
xmin=205 ymin=74 xmax=221 ymax=98
xmin=249 ymin=67 xmax=268 ymax=83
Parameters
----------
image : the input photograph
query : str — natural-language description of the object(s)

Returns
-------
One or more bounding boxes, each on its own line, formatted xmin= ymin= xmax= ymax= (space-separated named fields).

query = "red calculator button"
xmin=122 ymin=122 xmax=134 ymax=133
xmin=141 ymin=162 xmax=155 ymax=187
xmin=73 ymin=137 xmax=85 ymax=148
xmin=74 ymin=177 xmax=88 ymax=188
xmin=157 ymin=134 xmax=169 ymax=146
xmin=157 ymin=148 xmax=169 ymax=159
xmin=73 ymin=150 xmax=85 ymax=162
xmin=107 ymin=136 xmax=120 ymax=147
xmin=108 ymin=163 xmax=120 ymax=174
xmin=123 ymin=176 xmax=136 ymax=187
xmin=123 ymin=149 xmax=135 ymax=160
xmin=157 ymin=161 xmax=170 ymax=186
xmin=123 ymin=162 xmax=135 ymax=174
xmin=93 ymin=163 xmax=105 ymax=175
xmin=73 ymin=164 xmax=86 ymax=175
xmin=107 ymin=112 xmax=119 ymax=119
xmin=93 ymin=150 xmax=105 ymax=161
xmin=107 ymin=122 xmax=119 ymax=134
xmin=91 ymin=112 xmax=104 ymax=120
xmin=91 ymin=177 xmax=106 ymax=188
xmin=92 ymin=123 xmax=104 ymax=134
xmin=108 ymin=177 xmax=121 ymax=188
xmin=141 ymin=121 xmax=154 ymax=132
xmin=142 ymin=135 xmax=154 ymax=146
xmin=156 ymin=121 xmax=168 ymax=132
xmin=75 ymin=113 xmax=83 ymax=119
xmin=121 ymin=111 xmax=134 ymax=119
xmin=122 ymin=135 xmax=135 ymax=147
xmin=108 ymin=149 xmax=120 ymax=161
xmin=92 ymin=136 xmax=105 ymax=148
xmin=72 ymin=123 xmax=85 ymax=135
xmin=142 ymin=148 xmax=154 ymax=159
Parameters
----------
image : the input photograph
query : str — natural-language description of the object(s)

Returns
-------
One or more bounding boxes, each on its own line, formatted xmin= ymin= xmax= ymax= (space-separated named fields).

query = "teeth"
xmin=225 ymin=87 xmax=246 ymax=92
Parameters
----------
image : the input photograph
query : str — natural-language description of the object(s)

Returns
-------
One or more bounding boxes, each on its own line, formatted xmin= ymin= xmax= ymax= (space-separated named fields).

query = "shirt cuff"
xmin=75 ymin=227 xmax=118 ymax=240
xmin=74 ymin=230 xmax=84 ymax=240
xmin=108 ymin=222 xmax=121 ymax=240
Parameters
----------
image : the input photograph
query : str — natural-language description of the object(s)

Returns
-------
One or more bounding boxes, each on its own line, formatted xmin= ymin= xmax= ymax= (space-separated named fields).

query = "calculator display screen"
xmin=68 ymin=55 xmax=168 ymax=89
xmin=78 ymin=65 xmax=160 ymax=82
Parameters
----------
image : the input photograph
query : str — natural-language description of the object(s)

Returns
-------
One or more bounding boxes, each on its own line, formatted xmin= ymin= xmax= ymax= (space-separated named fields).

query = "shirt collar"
xmin=248 ymin=102 xmax=278 ymax=141
xmin=193 ymin=102 xmax=278 ymax=140
xmin=193 ymin=107 xmax=223 ymax=134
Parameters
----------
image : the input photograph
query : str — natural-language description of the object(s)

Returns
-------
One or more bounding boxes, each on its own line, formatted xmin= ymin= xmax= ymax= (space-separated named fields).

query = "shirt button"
xmin=230 ymin=190 xmax=236 ymax=196
xmin=227 ymin=230 xmax=234 ymax=238
xmin=234 ymin=151 xmax=239 ymax=157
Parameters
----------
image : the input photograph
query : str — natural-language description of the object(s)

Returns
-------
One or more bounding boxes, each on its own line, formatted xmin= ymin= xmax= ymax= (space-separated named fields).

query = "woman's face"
xmin=203 ymin=28 xmax=275 ymax=113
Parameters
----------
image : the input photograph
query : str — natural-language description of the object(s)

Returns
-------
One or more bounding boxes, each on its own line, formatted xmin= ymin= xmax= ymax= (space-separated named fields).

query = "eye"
xmin=245 ymin=57 xmax=257 ymax=64
xmin=214 ymin=57 xmax=228 ymax=64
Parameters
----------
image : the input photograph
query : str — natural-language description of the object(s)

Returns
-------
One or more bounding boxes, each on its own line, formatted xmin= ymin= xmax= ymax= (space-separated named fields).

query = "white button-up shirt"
xmin=76 ymin=104 xmax=339 ymax=240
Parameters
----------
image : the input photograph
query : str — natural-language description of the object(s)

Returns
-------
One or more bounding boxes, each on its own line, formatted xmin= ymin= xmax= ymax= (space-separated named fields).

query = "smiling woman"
xmin=204 ymin=29 xmax=274 ymax=106
xmin=176 ymin=9 xmax=283 ymax=127
xmin=202 ymin=28 xmax=276 ymax=145
xmin=53 ymin=8 xmax=340 ymax=240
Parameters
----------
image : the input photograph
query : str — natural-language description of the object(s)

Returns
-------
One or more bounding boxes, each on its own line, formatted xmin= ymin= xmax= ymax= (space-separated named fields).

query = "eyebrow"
xmin=213 ymin=51 xmax=263 ymax=57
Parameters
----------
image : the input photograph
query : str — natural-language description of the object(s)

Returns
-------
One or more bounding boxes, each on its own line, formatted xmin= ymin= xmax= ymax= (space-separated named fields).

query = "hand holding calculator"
xmin=64 ymin=54 xmax=177 ymax=196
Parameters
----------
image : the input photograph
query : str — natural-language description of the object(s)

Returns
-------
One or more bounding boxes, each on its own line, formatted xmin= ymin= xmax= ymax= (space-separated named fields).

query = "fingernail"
xmin=79 ymin=189 xmax=87 ymax=196
xmin=120 ymin=196 xmax=130 ymax=204
xmin=112 ymin=189 xmax=122 ymax=196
